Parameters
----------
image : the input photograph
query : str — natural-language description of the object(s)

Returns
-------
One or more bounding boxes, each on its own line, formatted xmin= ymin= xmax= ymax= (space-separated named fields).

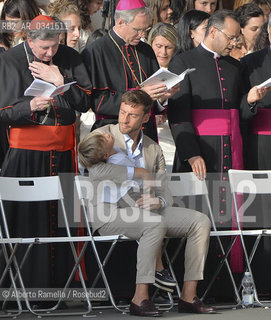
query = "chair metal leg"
xmin=204 ymin=194 xmax=241 ymax=304
xmin=0 ymin=240 xmax=23 ymax=318
xmin=89 ymin=239 xmax=129 ymax=313
xmin=201 ymin=236 xmax=241 ymax=304
xmin=80 ymin=202 xmax=130 ymax=313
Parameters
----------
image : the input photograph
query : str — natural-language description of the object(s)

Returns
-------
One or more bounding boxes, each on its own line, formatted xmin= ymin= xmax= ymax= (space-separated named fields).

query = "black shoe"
xmin=178 ymin=297 xmax=217 ymax=314
xmin=155 ymin=269 xmax=176 ymax=287
xmin=129 ymin=299 xmax=163 ymax=317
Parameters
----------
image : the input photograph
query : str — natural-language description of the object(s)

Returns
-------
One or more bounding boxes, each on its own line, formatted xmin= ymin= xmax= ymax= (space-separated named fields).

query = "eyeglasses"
xmin=216 ymin=28 xmax=241 ymax=43
xmin=128 ymin=24 xmax=151 ymax=35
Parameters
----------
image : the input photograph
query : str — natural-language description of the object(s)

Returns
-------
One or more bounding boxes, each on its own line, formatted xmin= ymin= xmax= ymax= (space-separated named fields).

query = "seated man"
xmin=79 ymin=131 xmax=177 ymax=293
xmin=78 ymin=89 xmax=215 ymax=316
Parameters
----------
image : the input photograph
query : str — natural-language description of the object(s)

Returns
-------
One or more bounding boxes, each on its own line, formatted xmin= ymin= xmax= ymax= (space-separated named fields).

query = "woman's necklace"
xmin=109 ymin=31 xmax=143 ymax=87
xmin=24 ymin=41 xmax=51 ymax=125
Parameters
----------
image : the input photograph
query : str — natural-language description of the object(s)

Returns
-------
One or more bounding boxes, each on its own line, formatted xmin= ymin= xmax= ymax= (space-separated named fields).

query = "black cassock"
xmin=241 ymin=48 xmax=271 ymax=294
xmin=168 ymin=44 xmax=253 ymax=297
xmin=81 ymin=29 xmax=160 ymax=141
xmin=241 ymin=47 xmax=271 ymax=170
xmin=168 ymin=44 xmax=253 ymax=174
xmin=0 ymin=47 xmax=8 ymax=167
xmin=0 ymin=42 xmax=92 ymax=288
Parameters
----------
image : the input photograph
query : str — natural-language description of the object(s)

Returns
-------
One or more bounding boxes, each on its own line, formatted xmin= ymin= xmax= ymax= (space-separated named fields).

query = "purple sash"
xmin=192 ymin=109 xmax=244 ymax=273
xmin=250 ymin=108 xmax=271 ymax=135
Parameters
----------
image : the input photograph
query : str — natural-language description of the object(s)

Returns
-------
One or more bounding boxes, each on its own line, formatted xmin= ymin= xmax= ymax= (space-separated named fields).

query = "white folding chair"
xmin=75 ymin=175 xmax=137 ymax=313
xmin=166 ymin=172 xmax=241 ymax=304
xmin=0 ymin=226 xmax=24 ymax=318
xmin=228 ymin=169 xmax=271 ymax=307
xmin=0 ymin=176 xmax=93 ymax=317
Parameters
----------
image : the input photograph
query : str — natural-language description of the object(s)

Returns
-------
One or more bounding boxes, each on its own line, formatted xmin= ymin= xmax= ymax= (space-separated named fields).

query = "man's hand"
xmin=141 ymin=83 xmax=168 ymax=100
xmin=158 ymin=84 xmax=180 ymax=104
xmin=156 ymin=114 xmax=167 ymax=125
xmin=188 ymin=156 xmax=206 ymax=180
xmin=30 ymin=96 xmax=52 ymax=112
xmin=134 ymin=168 xmax=155 ymax=192
xmin=29 ymin=61 xmax=64 ymax=87
xmin=136 ymin=193 xmax=162 ymax=211
xmin=247 ymin=85 xmax=271 ymax=104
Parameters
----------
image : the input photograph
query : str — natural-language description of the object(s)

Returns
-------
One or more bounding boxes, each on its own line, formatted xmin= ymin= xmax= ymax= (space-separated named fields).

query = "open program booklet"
xmin=257 ymin=78 xmax=271 ymax=89
xmin=141 ymin=67 xmax=196 ymax=90
xmin=24 ymin=79 xmax=77 ymax=97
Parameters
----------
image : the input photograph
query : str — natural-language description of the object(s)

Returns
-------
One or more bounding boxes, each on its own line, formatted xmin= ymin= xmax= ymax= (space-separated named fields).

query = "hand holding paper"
xmin=247 ymin=85 xmax=271 ymax=105
xmin=141 ymin=67 xmax=196 ymax=90
xmin=30 ymin=96 xmax=52 ymax=112
xmin=257 ymin=77 xmax=271 ymax=89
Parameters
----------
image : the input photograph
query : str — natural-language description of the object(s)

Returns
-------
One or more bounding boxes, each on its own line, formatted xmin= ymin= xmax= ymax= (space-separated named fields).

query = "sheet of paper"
xmin=24 ymin=79 xmax=77 ymax=97
xmin=141 ymin=67 xmax=196 ymax=90
xmin=257 ymin=78 xmax=271 ymax=89
xmin=50 ymin=81 xmax=77 ymax=96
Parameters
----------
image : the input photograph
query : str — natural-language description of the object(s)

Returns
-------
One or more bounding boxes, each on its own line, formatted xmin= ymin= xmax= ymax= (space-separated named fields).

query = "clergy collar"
xmin=112 ymin=27 xmax=132 ymax=47
xmin=201 ymin=42 xmax=220 ymax=60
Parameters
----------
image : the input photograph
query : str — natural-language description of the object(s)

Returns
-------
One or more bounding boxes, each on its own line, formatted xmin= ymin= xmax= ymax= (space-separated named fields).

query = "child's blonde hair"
xmin=78 ymin=132 xmax=107 ymax=168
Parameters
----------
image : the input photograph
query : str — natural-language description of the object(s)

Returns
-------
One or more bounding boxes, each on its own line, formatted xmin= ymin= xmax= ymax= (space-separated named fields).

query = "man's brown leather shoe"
xmin=129 ymin=299 xmax=163 ymax=317
xmin=178 ymin=297 xmax=217 ymax=314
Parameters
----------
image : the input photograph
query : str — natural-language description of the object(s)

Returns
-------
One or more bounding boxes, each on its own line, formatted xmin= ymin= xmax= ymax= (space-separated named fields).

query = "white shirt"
xmin=102 ymin=133 xmax=144 ymax=203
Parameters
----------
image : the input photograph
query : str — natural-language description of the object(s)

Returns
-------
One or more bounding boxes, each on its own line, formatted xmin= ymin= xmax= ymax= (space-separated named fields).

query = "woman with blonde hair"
xmin=148 ymin=23 xmax=178 ymax=167
xmin=48 ymin=0 xmax=82 ymax=50
xmin=233 ymin=0 xmax=251 ymax=11
xmin=148 ymin=22 xmax=178 ymax=67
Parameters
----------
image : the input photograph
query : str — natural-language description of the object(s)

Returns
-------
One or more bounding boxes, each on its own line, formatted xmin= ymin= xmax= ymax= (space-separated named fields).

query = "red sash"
xmin=10 ymin=125 xmax=74 ymax=151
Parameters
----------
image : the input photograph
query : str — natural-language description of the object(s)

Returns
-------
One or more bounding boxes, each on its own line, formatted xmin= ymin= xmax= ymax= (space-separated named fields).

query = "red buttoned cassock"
xmin=0 ymin=41 xmax=92 ymax=289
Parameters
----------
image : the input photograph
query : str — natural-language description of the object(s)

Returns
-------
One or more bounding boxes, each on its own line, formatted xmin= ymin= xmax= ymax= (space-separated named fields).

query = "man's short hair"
xmin=205 ymin=9 xmax=239 ymax=37
xmin=121 ymin=90 xmax=153 ymax=114
xmin=115 ymin=7 xmax=151 ymax=24
xmin=236 ymin=3 xmax=264 ymax=28
xmin=78 ymin=133 xmax=107 ymax=168
xmin=27 ymin=17 xmax=64 ymax=40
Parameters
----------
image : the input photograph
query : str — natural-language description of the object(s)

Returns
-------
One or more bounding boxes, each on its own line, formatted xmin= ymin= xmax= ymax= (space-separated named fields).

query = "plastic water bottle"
xmin=242 ymin=272 xmax=254 ymax=308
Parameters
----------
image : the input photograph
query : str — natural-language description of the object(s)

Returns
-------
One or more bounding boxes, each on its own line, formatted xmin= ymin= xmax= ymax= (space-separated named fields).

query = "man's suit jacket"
xmin=87 ymin=124 xmax=173 ymax=231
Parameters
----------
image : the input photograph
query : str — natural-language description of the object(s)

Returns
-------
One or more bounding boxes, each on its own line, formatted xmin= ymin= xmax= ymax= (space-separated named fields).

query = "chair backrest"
xmin=167 ymin=172 xmax=209 ymax=197
xmin=0 ymin=176 xmax=64 ymax=202
xmin=228 ymin=169 xmax=271 ymax=195
xmin=74 ymin=175 xmax=95 ymax=236
xmin=74 ymin=176 xmax=92 ymax=201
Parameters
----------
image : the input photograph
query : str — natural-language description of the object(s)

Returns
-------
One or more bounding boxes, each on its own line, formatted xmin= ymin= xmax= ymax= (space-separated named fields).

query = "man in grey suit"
xmin=80 ymin=90 xmax=215 ymax=316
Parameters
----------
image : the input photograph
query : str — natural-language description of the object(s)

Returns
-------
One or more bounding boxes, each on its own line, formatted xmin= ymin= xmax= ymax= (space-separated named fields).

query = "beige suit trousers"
xmin=98 ymin=206 xmax=211 ymax=284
